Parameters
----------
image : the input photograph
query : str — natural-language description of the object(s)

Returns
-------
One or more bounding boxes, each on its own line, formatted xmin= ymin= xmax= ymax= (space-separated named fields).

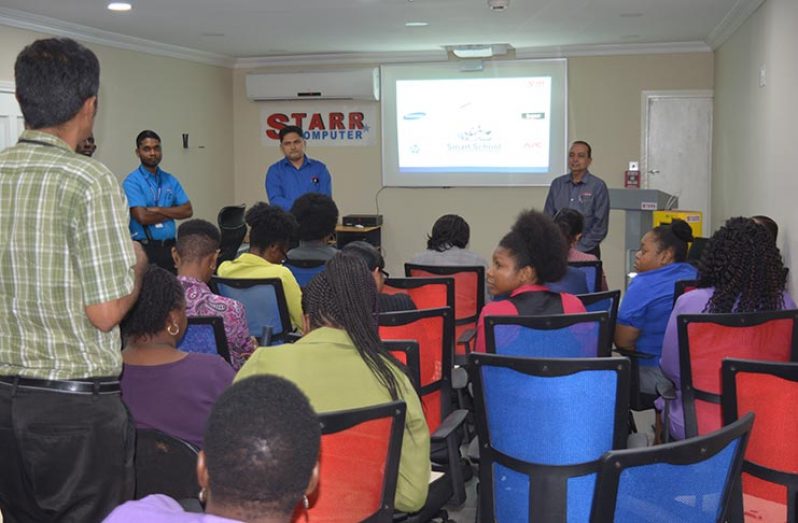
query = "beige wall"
xmin=234 ymin=53 xmax=714 ymax=289
xmin=713 ymin=0 xmax=798 ymax=290
xmin=0 ymin=25 xmax=235 ymax=225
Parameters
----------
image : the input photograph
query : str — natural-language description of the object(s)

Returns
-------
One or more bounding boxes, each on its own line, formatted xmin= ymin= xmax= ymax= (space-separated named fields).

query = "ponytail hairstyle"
xmin=649 ymin=219 xmax=694 ymax=263
xmin=699 ymin=217 xmax=787 ymax=313
xmin=553 ymin=208 xmax=584 ymax=245
xmin=301 ymin=252 xmax=407 ymax=400
xmin=427 ymin=214 xmax=470 ymax=251
xmin=498 ymin=209 xmax=568 ymax=283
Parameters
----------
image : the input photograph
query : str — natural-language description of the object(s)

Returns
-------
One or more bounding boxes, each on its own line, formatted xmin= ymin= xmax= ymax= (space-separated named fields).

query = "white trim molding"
xmin=516 ymin=41 xmax=711 ymax=60
xmin=0 ymin=7 xmax=235 ymax=68
xmin=706 ymin=0 xmax=766 ymax=49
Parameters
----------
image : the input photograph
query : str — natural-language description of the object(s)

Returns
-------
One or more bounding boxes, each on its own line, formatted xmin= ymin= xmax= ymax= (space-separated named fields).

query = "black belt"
xmin=0 ymin=376 xmax=121 ymax=394
xmin=139 ymin=239 xmax=175 ymax=246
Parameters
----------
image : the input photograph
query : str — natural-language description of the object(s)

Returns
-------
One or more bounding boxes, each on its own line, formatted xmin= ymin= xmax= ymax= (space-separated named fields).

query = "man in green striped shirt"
xmin=0 ymin=38 xmax=147 ymax=522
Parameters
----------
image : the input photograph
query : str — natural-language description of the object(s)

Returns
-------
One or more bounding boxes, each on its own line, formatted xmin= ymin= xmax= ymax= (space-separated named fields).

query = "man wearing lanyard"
xmin=123 ymin=130 xmax=193 ymax=272
xmin=544 ymin=140 xmax=610 ymax=258
xmin=0 ymin=38 xmax=147 ymax=521
xmin=265 ymin=125 xmax=332 ymax=211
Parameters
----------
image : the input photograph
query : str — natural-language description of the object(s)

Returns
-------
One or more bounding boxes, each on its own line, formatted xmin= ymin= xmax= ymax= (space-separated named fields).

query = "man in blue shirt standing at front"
xmin=265 ymin=125 xmax=332 ymax=210
xmin=123 ymin=129 xmax=193 ymax=272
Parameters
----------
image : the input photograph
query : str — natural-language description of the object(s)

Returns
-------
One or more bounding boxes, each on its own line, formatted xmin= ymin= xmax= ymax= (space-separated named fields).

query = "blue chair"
xmin=210 ymin=277 xmax=292 ymax=345
xmin=485 ymin=311 xmax=611 ymax=358
xmin=469 ymin=353 xmax=631 ymax=521
xmin=569 ymin=260 xmax=603 ymax=293
xmin=283 ymin=258 xmax=326 ymax=288
xmin=576 ymin=290 xmax=621 ymax=353
xmin=590 ymin=413 xmax=754 ymax=523
xmin=177 ymin=316 xmax=231 ymax=364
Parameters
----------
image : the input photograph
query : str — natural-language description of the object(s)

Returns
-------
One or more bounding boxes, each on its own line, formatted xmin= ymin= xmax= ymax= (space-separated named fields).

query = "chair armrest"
xmin=430 ymin=409 xmax=468 ymax=442
xmin=613 ymin=347 xmax=656 ymax=360
xmin=456 ymin=329 xmax=476 ymax=351
xmin=656 ymin=379 xmax=676 ymax=400
xmin=284 ymin=331 xmax=303 ymax=343
xmin=451 ymin=366 xmax=468 ymax=390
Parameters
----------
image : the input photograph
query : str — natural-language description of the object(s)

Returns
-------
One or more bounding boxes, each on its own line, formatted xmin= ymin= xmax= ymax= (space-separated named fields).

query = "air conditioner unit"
xmin=245 ymin=68 xmax=380 ymax=101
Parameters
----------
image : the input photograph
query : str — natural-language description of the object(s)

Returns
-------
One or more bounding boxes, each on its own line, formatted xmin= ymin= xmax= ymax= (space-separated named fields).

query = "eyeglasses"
xmin=379 ymin=269 xmax=390 ymax=279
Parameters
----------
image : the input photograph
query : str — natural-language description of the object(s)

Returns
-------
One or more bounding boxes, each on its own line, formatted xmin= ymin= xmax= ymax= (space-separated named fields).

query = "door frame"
xmin=641 ymin=89 xmax=714 ymax=235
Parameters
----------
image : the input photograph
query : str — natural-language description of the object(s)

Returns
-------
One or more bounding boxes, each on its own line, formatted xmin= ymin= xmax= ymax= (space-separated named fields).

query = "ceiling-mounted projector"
xmin=488 ymin=0 xmax=509 ymax=11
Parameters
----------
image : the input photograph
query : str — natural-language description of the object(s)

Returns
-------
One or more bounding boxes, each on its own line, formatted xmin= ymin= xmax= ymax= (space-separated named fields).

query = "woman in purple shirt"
xmin=120 ymin=266 xmax=234 ymax=448
xmin=657 ymin=217 xmax=795 ymax=439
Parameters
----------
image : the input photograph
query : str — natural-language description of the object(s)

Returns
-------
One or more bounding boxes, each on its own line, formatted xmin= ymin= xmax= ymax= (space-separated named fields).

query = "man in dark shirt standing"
xmin=544 ymin=141 xmax=609 ymax=258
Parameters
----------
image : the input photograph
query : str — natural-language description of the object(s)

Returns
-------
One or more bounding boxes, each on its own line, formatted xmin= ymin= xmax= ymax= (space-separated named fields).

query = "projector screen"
xmin=381 ymin=59 xmax=567 ymax=187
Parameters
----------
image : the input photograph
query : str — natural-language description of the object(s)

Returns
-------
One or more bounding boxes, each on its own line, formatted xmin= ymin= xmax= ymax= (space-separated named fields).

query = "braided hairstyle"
xmin=698 ymin=217 xmax=787 ymax=313
xmin=649 ymin=219 xmax=694 ymax=262
xmin=301 ymin=252 xmax=408 ymax=400
xmin=427 ymin=214 xmax=470 ymax=251
xmin=499 ymin=209 xmax=568 ymax=283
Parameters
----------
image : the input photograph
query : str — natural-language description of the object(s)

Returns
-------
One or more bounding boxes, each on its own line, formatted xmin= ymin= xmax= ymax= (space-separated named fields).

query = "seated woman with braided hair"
xmin=104 ymin=375 xmax=321 ymax=522
xmin=235 ymin=252 xmax=431 ymax=513
xmin=119 ymin=265 xmax=234 ymax=448
xmin=657 ymin=217 xmax=796 ymax=440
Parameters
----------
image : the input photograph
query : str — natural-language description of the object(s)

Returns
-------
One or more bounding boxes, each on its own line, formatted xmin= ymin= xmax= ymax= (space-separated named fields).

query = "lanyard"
xmin=138 ymin=166 xmax=161 ymax=204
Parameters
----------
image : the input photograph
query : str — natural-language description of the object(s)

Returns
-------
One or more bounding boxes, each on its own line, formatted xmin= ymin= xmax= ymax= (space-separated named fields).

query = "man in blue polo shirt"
xmin=544 ymin=140 xmax=609 ymax=258
xmin=265 ymin=125 xmax=332 ymax=210
xmin=123 ymin=130 xmax=193 ymax=272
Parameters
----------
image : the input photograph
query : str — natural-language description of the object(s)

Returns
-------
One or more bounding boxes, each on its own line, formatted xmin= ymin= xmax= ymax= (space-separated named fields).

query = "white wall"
xmin=0 ymin=25 xmax=235 ymax=226
xmin=713 ymin=0 xmax=798 ymax=290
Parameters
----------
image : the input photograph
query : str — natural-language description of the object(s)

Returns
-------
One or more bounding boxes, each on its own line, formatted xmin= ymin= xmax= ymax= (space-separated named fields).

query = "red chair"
xmin=722 ymin=359 xmax=798 ymax=523
xmin=382 ymin=276 xmax=454 ymax=314
xmin=405 ymin=264 xmax=486 ymax=360
xmin=677 ymin=310 xmax=798 ymax=438
xmin=383 ymin=339 xmax=421 ymax=393
xmin=378 ymin=307 xmax=467 ymax=513
xmin=299 ymin=401 xmax=406 ymax=523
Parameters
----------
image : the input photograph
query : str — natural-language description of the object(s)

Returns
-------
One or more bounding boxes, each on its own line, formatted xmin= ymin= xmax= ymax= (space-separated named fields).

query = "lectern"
xmin=609 ymin=189 xmax=678 ymax=279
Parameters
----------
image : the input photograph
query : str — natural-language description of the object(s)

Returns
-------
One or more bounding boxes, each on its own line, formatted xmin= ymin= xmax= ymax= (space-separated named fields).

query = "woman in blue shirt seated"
xmin=615 ymin=219 xmax=697 ymax=394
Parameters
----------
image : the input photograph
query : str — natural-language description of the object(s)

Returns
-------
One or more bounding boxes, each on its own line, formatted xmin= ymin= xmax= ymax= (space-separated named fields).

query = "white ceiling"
xmin=0 ymin=0 xmax=763 ymax=66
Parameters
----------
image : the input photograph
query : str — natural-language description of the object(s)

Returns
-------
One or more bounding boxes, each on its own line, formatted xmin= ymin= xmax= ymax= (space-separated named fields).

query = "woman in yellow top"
xmin=216 ymin=202 xmax=304 ymax=331
xmin=235 ymin=252 xmax=431 ymax=513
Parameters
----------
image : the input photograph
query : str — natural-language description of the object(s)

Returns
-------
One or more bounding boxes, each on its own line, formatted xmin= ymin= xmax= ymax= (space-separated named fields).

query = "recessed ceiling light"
xmin=107 ymin=2 xmax=132 ymax=11
xmin=405 ymin=22 xmax=429 ymax=27
xmin=619 ymin=12 xmax=643 ymax=18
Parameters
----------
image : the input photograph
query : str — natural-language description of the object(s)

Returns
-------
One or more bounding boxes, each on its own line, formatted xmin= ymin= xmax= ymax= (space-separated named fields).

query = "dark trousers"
xmin=0 ymin=381 xmax=134 ymax=523
xmin=139 ymin=239 xmax=176 ymax=274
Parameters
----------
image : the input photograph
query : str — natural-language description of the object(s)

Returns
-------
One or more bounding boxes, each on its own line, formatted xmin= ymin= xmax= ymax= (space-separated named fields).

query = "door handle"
xmin=647 ymin=169 xmax=660 ymax=175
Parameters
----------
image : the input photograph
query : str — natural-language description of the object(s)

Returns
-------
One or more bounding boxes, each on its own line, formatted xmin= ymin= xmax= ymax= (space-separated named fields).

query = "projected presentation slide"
xmin=396 ymin=77 xmax=551 ymax=173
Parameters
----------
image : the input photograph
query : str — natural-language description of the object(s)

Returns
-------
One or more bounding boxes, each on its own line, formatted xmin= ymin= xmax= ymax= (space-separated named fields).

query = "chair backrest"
xmin=283 ymin=258 xmax=326 ymax=288
xmin=210 ymin=277 xmax=292 ymax=344
xmin=382 ymin=339 xmax=421 ymax=393
xmin=217 ymin=204 xmax=246 ymax=266
xmin=485 ymin=312 xmax=611 ymax=358
xmin=678 ymin=310 xmax=798 ymax=437
xmin=569 ymin=260 xmax=603 ymax=294
xmin=722 ymin=359 xmax=798 ymax=522
xmin=576 ymin=290 xmax=621 ymax=354
xmin=405 ymin=264 xmax=486 ymax=351
xmin=591 ymin=413 xmax=754 ymax=523
xmin=134 ymin=429 xmax=199 ymax=500
xmin=378 ymin=307 xmax=454 ymax=433
xmin=673 ymin=279 xmax=699 ymax=307
xmin=382 ymin=276 xmax=455 ymax=315
xmin=177 ymin=316 xmax=231 ymax=364
xmin=303 ymin=402 xmax=406 ymax=523
xmin=469 ymin=354 xmax=630 ymax=522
